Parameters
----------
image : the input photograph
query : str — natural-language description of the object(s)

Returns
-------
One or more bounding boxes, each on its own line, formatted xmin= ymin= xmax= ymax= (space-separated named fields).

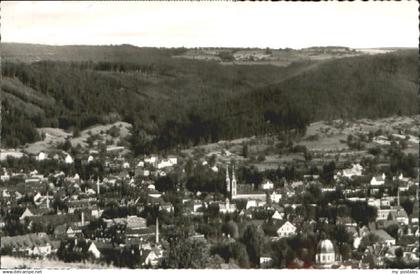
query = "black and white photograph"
xmin=0 ymin=1 xmax=419 ymax=271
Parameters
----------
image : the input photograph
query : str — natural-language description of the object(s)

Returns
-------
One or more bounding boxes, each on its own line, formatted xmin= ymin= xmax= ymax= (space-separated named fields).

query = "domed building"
xmin=316 ymin=238 xmax=340 ymax=266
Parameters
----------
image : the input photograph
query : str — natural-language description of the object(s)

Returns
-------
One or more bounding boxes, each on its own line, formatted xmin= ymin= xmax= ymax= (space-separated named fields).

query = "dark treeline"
xmin=1 ymin=49 xmax=418 ymax=152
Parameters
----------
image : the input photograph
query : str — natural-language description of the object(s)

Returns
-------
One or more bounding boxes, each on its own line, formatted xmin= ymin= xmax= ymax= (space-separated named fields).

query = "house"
xmin=66 ymin=225 xmax=82 ymax=238
xmin=270 ymin=191 xmax=282 ymax=203
xmin=246 ymin=199 xmax=266 ymax=209
xmin=126 ymin=216 xmax=147 ymax=230
xmin=159 ymin=203 xmax=174 ymax=213
xmin=1 ymin=233 xmax=53 ymax=257
xmin=144 ymin=155 xmax=158 ymax=166
xmin=395 ymin=207 xmax=409 ymax=225
xmin=338 ymin=163 xmax=363 ymax=178
xmin=19 ymin=208 xmax=35 ymax=221
xmin=376 ymin=209 xmax=397 ymax=221
xmin=260 ymin=180 xmax=274 ymax=190
xmin=219 ymin=199 xmax=237 ymax=214
xmin=65 ymin=154 xmax=74 ymax=164
xmin=271 ymin=210 xmax=284 ymax=221
xmin=142 ymin=246 xmax=163 ymax=267
xmin=36 ymin=152 xmax=47 ymax=161
xmin=88 ymin=241 xmax=101 ymax=259
xmin=276 ymin=221 xmax=297 ymax=238
xmin=370 ymin=174 xmax=386 ymax=186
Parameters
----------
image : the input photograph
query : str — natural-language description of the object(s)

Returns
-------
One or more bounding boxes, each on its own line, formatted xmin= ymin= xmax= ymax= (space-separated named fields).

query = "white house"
xmin=246 ymin=200 xmax=266 ymax=209
xmin=87 ymin=155 xmax=94 ymax=163
xmin=88 ymin=242 xmax=101 ymax=259
xmin=219 ymin=199 xmax=237 ymax=214
xmin=270 ymin=192 xmax=282 ymax=203
xmin=167 ymin=156 xmax=178 ymax=165
xmin=144 ymin=156 xmax=158 ymax=165
xmin=211 ymin=166 xmax=219 ymax=173
xmin=65 ymin=154 xmax=74 ymax=164
xmin=339 ymin=163 xmax=363 ymax=178
xmin=272 ymin=210 xmax=284 ymax=221
xmin=19 ymin=208 xmax=34 ymax=220
xmin=30 ymin=243 xmax=52 ymax=257
xmin=261 ymin=180 xmax=274 ymax=190
xmin=370 ymin=173 xmax=386 ymax=186
xmin=36 ymin=152 xmax=47 ymax=161
xmin=276 ymin=221 xmax=297 ymax=238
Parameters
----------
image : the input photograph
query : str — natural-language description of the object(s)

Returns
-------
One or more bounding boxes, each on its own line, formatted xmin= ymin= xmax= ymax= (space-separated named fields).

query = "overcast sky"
xmin=2 ymin=1 xmax=418 ymax=49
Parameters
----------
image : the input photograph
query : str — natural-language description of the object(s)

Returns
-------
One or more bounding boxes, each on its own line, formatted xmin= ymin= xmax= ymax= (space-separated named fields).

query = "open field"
xmin=21 ymin=122 xmax=132 ymax=155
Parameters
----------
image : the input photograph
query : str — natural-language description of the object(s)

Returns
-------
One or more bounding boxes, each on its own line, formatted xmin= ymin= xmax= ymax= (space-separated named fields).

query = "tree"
xmin=222 ymin=220 xmax=239 ymax=239
xmin=321 ymin=161 xmax=336 ymax=184
xmin=162 ymin=238 xmax=210 ymax=268
xmin=241 ymin=224 xmax=265 ymax=267
xmin=242 ymin=144 xmax=249 ymax=158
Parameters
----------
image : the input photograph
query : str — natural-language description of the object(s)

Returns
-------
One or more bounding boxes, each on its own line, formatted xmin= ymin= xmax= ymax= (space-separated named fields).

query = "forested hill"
xmin=219 ymin=50 xmax=419 ymax=136
xmin=1 ymin=43 xmax=418 ymax=152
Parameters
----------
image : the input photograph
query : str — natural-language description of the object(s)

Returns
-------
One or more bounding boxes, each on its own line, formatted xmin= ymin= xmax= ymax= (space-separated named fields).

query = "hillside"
xmin=1 ymin=43 xmax=418 ymax=152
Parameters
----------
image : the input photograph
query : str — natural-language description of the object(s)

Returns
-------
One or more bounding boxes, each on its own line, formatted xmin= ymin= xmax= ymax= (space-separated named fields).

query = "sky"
xmin=1 ymin=1 xmax=418 ymax=49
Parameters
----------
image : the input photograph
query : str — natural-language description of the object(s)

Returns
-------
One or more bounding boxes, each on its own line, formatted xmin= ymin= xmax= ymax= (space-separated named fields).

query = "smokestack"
xmin=155 ymin=217 xmax=159 ymax=244
xmin=398 ymin=188 xmax=400 ymax=207
xmin=81 ymin=212 xmax=85 ymax=226
xmin=97 ymin=178 xmax=100 ymax=195
xmin=46 ymin=192 xmax=50 ymax=209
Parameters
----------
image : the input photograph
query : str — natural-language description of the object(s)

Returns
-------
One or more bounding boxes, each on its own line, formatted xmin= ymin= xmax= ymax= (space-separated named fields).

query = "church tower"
xmin=231 ymin=165 xmax=237 ymax=198
xmin=226 ymin=165 xmax=231 ymax=193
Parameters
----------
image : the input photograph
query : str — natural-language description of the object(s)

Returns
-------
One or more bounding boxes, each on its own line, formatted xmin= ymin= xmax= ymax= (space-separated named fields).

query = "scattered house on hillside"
xmin=338 ymin=163 xmax=363 ymax=178
xmin=36 ymin=152 xmax=47 ymax=161
xmin=373 ymin=136 xmax=391 ymax=145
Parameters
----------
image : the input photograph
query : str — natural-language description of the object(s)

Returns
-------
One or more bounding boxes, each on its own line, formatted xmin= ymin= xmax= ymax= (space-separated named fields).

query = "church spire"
xmin=231 ymin=165 xmax=237 ymax=198
xmin=226 ymin=165 xmax=230 ymax=193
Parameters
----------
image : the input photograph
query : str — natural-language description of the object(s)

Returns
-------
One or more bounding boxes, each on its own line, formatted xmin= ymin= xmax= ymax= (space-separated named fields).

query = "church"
xmin=225 ymin=165 xmax=268 ymax=202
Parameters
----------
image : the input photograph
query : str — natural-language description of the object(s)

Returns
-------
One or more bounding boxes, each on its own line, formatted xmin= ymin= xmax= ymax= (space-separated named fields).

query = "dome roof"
xmin=317 ymin=239 xmax=335 ymax=253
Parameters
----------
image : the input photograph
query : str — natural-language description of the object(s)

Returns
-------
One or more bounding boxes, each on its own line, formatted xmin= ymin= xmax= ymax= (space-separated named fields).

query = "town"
xmin=1 ymin=116 xmax=419 ymax=269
